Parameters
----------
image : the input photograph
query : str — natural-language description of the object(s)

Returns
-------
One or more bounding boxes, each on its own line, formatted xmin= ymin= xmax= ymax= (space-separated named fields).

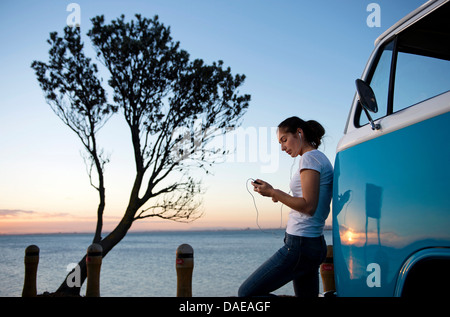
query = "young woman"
xmin=238 ymin=116 xmax=333 ymax=297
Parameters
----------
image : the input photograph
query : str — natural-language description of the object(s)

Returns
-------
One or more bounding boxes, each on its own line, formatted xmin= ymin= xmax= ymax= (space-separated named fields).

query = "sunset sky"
xmin=0 ymin=0 xmax=426 ymax=234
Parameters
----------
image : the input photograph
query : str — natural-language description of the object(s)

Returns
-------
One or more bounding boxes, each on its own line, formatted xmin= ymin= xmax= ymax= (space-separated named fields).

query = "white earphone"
xmin=298 ymin=131 xmax=304 ymax=155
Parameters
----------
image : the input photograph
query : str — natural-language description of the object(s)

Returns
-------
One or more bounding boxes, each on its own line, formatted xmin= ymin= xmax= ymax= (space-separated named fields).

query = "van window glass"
xmin=392 ymin=2 xmax=450 ymax=112
xmin=393 ymin=50 xmax=450 ymax=113
xmin=355 ymin=3 xmax=450 ymax=129
xmin=359 ymin=41 xmax=393 ymax=126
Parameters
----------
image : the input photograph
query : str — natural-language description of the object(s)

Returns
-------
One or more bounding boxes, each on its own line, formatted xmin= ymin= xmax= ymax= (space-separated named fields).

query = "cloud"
xmin=0 ymin=209 xmax=121 ymax=221
xmin=0 ymin=209 xmax=72 ymax=219
xmin=0 ymin=209 xmax=35 ymax=217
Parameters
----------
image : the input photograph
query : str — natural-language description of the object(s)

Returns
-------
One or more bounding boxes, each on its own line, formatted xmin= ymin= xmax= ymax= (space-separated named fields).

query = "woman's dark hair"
xmin=278 ymin=116 xmax=325 ymax=149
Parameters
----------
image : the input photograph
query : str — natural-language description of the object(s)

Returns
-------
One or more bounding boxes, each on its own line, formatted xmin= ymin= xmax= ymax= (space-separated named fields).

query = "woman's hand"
xmin=252 ymin=179 xmax=275 ymax=200
xmin=251 ymin=170 xmax=320 ymax=217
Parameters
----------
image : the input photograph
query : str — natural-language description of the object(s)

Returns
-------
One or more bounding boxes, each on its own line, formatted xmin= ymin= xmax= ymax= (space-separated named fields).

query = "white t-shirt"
xmin=286 ymin=150 xmax=333 ymax=237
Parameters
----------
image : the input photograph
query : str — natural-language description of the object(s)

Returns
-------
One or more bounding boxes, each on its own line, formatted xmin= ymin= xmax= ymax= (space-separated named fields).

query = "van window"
xmin=393 ymin=44 xmax=450 ymax=113
xmin=356 ymin=3 xmax=450 ymax=128
xmin=358 ymin=41 xmax=394 ymax=127
xmin=369 ymin=41 xmax=393 ymax=117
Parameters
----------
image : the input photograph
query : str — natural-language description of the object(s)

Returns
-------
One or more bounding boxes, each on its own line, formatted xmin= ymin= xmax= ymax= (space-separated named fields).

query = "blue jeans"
xmin=238 ymin=233 xmax=327 ymax=297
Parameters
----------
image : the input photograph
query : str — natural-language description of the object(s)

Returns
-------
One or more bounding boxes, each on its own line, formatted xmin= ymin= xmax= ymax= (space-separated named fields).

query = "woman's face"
xmin=277 ymin=128 xmax=302 ymax=157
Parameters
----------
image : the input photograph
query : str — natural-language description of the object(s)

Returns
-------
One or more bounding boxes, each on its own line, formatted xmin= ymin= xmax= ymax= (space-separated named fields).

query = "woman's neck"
xmin=299 ymin=144 xmax=316 ymax=156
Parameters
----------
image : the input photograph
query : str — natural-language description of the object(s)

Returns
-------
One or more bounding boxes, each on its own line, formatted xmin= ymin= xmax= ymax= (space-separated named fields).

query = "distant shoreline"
xmin=0 ymin=226 xmax=332 ymax=237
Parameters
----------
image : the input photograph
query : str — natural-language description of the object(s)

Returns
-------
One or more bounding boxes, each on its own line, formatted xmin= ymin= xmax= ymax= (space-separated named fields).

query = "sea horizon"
xmin=0 ymin=225 xmax=333 ymax=237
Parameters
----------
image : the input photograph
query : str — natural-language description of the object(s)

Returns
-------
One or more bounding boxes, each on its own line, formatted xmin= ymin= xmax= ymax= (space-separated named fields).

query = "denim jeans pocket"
xmin=293 ymin=237 xmax=325 ymax=272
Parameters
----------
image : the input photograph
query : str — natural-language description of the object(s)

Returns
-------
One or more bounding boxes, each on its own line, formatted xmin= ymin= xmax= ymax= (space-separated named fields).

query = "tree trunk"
xmin=55 ymin=206 xmax=136 ymax=296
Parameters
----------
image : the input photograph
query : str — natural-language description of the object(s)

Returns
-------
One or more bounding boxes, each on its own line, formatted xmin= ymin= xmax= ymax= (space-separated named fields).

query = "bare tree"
xmin=31 ymin=14 xmax=250 ymax=296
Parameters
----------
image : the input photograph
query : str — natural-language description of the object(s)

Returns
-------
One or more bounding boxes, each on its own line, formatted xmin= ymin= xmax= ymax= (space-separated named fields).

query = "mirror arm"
xmin=362 ymin=106 xmax=381 ymax=130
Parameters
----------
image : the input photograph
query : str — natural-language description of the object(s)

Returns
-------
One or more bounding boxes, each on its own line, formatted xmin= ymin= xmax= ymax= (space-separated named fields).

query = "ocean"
xmin=0 ymin=229 xmax=332 ymax=297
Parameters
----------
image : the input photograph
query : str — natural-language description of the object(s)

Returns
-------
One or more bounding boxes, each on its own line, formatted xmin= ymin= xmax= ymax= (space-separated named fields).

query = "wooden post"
xmin=176 ymin=244 xmax=194 ymax=297
xmin=320 ymin=245 xmax=335 ymax=295
xmin=86 ymin=243 xmax=102 ymax=297
xmin=22 ymin=245 xmax=40 ymax=297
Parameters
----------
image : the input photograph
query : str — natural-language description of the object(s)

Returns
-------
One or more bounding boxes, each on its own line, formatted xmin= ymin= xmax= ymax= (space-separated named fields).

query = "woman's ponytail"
xmin=305 ymin=120 xmax=325 ymax=148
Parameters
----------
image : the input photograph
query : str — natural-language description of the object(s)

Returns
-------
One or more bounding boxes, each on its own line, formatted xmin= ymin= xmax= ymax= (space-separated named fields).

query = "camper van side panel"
xmin=332 ymin=112 xmax=450 ymax=296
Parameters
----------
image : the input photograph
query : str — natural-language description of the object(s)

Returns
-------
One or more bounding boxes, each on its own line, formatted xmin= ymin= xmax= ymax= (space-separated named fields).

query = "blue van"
xmin=332 ymin=0 xmax=450 ymax=296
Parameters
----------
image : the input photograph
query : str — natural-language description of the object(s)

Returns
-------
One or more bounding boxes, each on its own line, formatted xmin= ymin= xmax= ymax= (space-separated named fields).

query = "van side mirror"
xmin=355 ymin=79 xmax=381 ymax=130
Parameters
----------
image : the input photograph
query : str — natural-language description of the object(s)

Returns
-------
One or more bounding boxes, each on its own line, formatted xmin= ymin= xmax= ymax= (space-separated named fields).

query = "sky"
xmin=0 ymin=0 xmax=427 ymax=234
